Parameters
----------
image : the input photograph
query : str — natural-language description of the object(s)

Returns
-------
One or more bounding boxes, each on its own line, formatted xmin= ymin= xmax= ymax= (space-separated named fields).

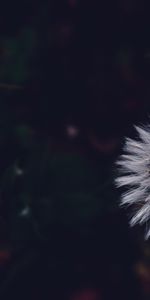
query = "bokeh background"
xmin=0 ymin=0 xmax=150 ymax=299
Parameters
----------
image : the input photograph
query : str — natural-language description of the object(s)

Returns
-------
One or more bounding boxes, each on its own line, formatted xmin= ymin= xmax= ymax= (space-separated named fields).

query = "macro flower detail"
xmin=115 ymin=125 xmax=150 ymax=239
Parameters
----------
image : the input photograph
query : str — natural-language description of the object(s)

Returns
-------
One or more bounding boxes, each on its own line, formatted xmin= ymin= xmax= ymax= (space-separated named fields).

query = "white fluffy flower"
xmin=115 ymin=125 xmax=150 ymax=239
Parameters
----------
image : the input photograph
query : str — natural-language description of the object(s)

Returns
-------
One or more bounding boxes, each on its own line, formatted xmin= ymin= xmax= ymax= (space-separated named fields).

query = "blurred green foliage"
xmin=0 ymin=133 xmax=118 ymax=245
xmin=0 ymin=28 xmax=36 ymax=84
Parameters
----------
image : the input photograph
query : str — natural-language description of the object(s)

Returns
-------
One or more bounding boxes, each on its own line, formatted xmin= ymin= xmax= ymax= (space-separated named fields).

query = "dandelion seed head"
xmin=115 ymin=124 xmax=150 ymax=239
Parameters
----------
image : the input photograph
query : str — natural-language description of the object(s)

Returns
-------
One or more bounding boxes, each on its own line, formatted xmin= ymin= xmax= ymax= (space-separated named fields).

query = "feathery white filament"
xmin=115 ymin=125 xmax=150 ymax=239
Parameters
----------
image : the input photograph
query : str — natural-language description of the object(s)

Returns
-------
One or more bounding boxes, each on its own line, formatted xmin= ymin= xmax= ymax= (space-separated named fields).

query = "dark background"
xmin=0 ymin=0 xmax=150 ymax=299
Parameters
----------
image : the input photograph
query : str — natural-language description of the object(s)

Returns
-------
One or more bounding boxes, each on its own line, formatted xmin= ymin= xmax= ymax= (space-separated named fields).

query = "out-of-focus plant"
xmin=0 ymin=28 xmax=36 ymax=86
xmin=0 ymin=132 xmax=118 ymax=246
